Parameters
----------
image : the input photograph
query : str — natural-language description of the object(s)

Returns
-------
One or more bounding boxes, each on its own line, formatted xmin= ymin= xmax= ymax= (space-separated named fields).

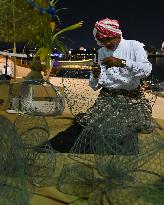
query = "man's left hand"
xmin=102 ymin=57 xmax=123 ymax=68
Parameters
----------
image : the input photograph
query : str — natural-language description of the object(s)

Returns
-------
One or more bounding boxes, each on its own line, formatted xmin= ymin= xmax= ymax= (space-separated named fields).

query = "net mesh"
xmin=62 ymin=77 xmax=99 ymax=116
xmin=55 ymin=74 xmax=164 ymax=205
xmin=0 ymin=115 xmax=29 ymax=205
xmin=14 ymin=114 xmax=57 ymax=186
xmin=61 ymin=72 xmax=157 ymax=124
xmin=57 ymin=126 xmax=163 ymax=205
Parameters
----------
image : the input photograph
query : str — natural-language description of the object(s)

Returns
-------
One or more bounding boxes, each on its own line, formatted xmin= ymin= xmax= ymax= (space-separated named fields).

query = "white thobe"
xmin=89 ymin=38 xmax=152 ymax=91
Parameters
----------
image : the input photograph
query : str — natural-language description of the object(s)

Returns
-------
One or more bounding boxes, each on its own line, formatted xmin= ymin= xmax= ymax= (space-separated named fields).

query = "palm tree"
xmin=32 ymin=20 xmax=83 ymax=79
xmin=29 ymin=0 xmax=83 ymax=79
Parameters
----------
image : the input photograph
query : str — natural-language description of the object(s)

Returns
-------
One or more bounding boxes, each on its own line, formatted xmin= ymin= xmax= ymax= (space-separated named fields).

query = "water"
xmin=55 ymin=69 xmax=91 ymax=79
xmin=55 ymin=57 xmax=164 ymax=82
xmin=148 ymin=57 xmax=164 ymax=83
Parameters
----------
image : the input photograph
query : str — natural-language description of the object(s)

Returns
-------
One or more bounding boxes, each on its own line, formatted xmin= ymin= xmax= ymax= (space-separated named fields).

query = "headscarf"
xmin=93 ymin=18 xmax=122 ymax=45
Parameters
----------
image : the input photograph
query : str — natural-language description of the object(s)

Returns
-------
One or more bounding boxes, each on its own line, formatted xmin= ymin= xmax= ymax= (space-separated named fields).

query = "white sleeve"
xmin=126 ymin=42 xmax=152 ymax=78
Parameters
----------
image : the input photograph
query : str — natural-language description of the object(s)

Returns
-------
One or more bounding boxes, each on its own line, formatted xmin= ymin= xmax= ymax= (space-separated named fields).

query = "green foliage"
xmin=0 ymin=0 xmax=51 ymax=42
xmin=24 ymin=59 xmax=43 ymax=80
xmin=29 ymin=59 xmax=42 ymax=71
xmin=52 ymin=21 xmax=83 ymax=40
xmin=33 ymin=21 xmax=83 ymax=69
xmin=21 ymin=0 xmax=84 ymax=80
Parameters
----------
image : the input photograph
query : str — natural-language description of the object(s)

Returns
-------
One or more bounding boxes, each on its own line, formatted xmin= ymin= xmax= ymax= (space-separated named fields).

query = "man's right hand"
xmin=92 ymin=64 xmax=101 ymax=78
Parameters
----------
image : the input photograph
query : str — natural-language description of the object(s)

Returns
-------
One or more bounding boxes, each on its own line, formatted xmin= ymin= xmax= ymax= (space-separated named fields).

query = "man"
xmin=76 ymin=18 xmax=152 ymax=129
xmin=40 ymin=18 xmax=153 ymax=154
xmin=70 ymin=18 xmax=154 ymax=155
xmin=90 ymin=18 xmax=151 ymax=91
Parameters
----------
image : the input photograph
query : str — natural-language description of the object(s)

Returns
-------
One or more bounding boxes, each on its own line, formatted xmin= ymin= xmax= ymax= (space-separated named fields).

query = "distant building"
xmin=79 ymin=47 xmax=85 ymax=51
xmin=50 ymin=48 xmax=97 ymax=61
xmin=65 ymin=48 xmax=97 ymax=61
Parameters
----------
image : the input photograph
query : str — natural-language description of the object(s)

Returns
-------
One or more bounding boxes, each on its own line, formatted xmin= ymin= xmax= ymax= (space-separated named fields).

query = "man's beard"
xmin=106 ymin=45 xmax=117 ymax=50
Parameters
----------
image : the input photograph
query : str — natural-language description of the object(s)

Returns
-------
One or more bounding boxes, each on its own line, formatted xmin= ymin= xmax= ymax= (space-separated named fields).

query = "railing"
xmin=10 ymin=57 xmax=30 ymax=68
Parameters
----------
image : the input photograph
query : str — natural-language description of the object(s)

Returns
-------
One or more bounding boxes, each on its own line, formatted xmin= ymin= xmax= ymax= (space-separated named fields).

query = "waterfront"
xmin=55 ymin=57 xmax=164 ymax=82
xmin=148 ymin=56 xmax=164 ymax=82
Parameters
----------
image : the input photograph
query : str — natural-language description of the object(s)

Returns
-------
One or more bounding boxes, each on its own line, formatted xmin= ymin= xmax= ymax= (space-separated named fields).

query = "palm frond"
xmin=33 ymin=48 xmax=42 ymax=60
xmin=56 ymin=8 xmax=68 ymax=13
xmin=52 ymin=21 xmax=83 ymax=40
xmin=53 ymin=38 xmax=68 ymax=54
xmin=50 ymin=0 xmax=59 ymax=7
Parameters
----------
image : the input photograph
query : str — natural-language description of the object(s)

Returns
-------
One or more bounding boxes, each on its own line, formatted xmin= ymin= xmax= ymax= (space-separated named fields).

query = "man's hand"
xmin=101 ymin=57 xmax=123 ymax=68
xmin=92 ymin=64 xmax=101 ymax=78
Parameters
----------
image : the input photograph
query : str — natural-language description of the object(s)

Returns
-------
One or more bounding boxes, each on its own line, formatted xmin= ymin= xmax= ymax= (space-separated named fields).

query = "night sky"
xmin=57 ymin=0 xmax=164 ymax=49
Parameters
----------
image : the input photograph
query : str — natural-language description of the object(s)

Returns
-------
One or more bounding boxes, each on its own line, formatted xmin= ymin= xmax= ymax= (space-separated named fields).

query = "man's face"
xmin=99 ymin=37 xmax=121 ymax=50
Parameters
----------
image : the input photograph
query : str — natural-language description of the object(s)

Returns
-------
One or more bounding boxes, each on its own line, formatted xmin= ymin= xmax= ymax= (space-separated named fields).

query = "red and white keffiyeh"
xmin=93 ymin=18 xmax=122 ymax=45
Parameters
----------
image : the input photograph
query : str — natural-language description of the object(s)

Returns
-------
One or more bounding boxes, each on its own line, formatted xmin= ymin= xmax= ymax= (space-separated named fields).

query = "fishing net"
xmin=57 ymin=119 xmax=163 ymax=204
xmin=0 ymin=0 xmax=52 ymax=43
xmin=14 ymin=113 xmax=49 ymax=145
xmin=14 ymin=114 xmax=57 ymax=186
xmin=56 ymin=75 xmax=164 ymax=204
xmin=61 ymin=69 xmax=157 ymax=122
xmin=0 ymin=115 xmax=29 ymax=205
xmin=62 ymin=76 xmax=99 ymax=116
xmin=10 ymin=79 xmax=65 ymax=116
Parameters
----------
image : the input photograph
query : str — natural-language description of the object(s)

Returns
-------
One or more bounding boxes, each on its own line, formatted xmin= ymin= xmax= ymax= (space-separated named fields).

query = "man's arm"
xmin=101 ymin=57 xmax=124 ymax=67
xmin=101 ymin=42 xmax=152 ymax=78
xmin=125 ymin=42 xmax=152 ymax=78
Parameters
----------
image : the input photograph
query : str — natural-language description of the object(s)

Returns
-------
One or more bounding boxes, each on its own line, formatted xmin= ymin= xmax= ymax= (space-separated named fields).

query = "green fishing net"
xmin=0 ymin=115 xmax=29 ymax=205
xmin=0 ymin=112 xmax=58 ymax=204
xmin=62 ymin=77 xmax=99 ymax=116
xmin=14 ymin=114 xmax=57 ymax=186
xmin=57 ymin=122 xmax=163 ymax=205
xmin=56 ymin=76 xmax=164 ymax=205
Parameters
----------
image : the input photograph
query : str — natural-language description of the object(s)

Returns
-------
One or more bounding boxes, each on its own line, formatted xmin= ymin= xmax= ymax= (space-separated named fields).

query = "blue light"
xmin=26 ymin=0 xmax=56 ymax=20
